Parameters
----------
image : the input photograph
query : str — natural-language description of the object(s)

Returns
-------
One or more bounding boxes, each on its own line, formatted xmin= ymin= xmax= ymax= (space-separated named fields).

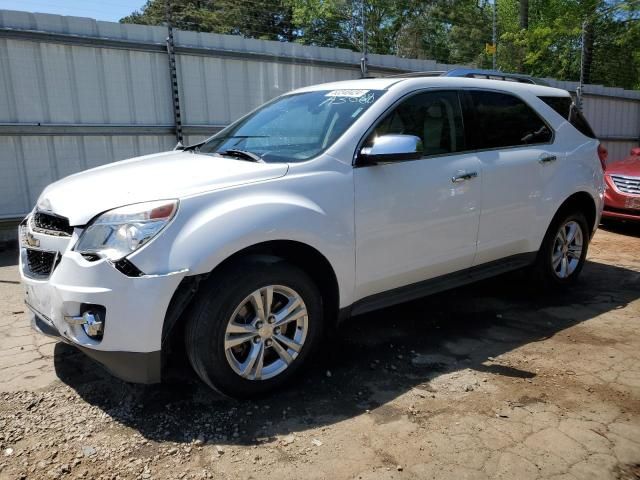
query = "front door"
xmin=354 ymin=90 xmax=482 ymax=302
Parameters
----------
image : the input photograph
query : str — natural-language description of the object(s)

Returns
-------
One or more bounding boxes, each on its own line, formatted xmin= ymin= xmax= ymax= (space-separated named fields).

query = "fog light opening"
xmin=81 ymin=311 xmax=104 ymax=339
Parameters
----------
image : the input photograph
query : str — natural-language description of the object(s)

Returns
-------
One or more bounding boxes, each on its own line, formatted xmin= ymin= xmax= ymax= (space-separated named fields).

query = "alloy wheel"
xmin=551 ymin=220 xmax=584 ymax=279
xmin=223 ymin=285 xmax=308 ymax=380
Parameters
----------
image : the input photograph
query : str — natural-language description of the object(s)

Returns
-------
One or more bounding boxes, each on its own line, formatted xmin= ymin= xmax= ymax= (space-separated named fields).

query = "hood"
xmin=36 ymin=151 xmax=289 ymax=225
xmin=606 ymin=154 xmax=640 ymax=177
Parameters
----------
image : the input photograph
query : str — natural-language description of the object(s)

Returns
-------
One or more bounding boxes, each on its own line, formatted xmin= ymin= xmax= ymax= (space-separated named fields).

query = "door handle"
xmin=452 ymin=172 xmax=478 ymax=183
xmin=539 ymin=154 xmax=557 ymax=164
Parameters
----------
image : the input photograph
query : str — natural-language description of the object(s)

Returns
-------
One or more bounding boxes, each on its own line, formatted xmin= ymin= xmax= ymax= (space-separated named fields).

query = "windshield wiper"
xmin=219 ymin=149 xmax=264 ymax=163
xmin=215 ymin=135 xmax=269 ymax=141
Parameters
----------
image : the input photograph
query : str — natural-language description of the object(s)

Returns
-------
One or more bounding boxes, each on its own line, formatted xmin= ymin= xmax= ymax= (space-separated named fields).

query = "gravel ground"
xmin=0 ymin=224 xmax=639 ymax=480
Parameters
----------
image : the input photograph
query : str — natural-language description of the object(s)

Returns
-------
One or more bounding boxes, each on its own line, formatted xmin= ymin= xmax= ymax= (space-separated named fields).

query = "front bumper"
xmin=20 ymin=217 xmax=188 ymax=383
xmin=603 ymin=175 xmax=640 ymax=222
xmin=31 ymin=312 xmax=161 ymax=383
xmin=602 ymin=208 xmax=640 ymax=222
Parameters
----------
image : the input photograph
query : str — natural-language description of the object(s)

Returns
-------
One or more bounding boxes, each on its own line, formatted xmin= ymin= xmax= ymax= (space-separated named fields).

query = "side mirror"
xmin=173 ymin=141 xmax=185 ymax=151
xmin=631 ymin=147 xmax=640 ymax=157
xmin=358 ymin=134 xmax=423 ymax=165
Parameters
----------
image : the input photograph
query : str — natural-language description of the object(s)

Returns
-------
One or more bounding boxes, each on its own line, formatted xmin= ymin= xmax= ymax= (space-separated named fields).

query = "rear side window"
xmin=569 ymin=108 xmax=597 ymax=139
xmin=539 ymin=96 xmax=571 ymax=118
xmin=538 ymin=95 xmax=597 ymax=139
xmin=467 ymin=91 xmax=553 ymax=149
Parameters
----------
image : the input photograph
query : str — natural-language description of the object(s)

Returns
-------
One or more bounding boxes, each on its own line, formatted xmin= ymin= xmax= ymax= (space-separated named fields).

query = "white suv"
xmin=21 ymin=77 xmax=604 ymax=397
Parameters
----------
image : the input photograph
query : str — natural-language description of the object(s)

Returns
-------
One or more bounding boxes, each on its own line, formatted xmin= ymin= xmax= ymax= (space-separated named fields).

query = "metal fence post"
xmin=577 ymin=20 xmax=586 ymax=112
xmin=360 ymin=0 xmax=368 ymax=78
xmin=492 ymin=0 xmax=497 ymax=70
xmin=165 ymin=0 xmax=183 ymax=144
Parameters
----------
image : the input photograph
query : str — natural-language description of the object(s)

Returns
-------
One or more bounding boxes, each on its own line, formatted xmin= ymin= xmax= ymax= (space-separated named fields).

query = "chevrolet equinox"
xmin=21 ymin=77 xmax=604 ymax=397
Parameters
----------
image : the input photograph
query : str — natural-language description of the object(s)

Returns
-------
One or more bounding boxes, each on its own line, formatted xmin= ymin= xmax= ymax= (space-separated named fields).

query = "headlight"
xmin=75 ymin=200 xmax=178 ymax=261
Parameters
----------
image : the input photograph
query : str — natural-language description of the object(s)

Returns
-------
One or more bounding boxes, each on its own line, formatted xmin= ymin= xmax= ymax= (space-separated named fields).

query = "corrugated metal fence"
xmin=1 ymin=9 xmax=638 ymax=219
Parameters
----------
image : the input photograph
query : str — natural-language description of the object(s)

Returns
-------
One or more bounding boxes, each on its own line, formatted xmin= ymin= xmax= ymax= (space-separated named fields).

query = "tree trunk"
xmin=582 ymin=21 xmax=594 ymax=85
xmin=519 ymin=0 xmax=529 ymax=29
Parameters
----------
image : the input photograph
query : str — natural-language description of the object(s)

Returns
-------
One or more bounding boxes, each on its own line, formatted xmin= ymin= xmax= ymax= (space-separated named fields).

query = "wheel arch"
xmin=554 ymin=191 xmax=598 ymax=237
xmin=214 ymin=239 xmax=341 ymax=327
xmin=161 ymin=239 xmax=341 ymax=358
xmin=533 ymin=190 xmax=598 ymax=256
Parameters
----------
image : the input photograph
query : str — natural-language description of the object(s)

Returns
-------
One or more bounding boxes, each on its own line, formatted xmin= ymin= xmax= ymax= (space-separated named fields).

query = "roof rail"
xmin=387 ymin=68 xmax=548 ymax=86
xmin=386 ymin=71 xmax=447 ymax=78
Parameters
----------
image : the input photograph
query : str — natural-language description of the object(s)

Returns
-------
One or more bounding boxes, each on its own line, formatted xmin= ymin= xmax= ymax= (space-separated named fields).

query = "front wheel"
xmin=184 ymin=259 xmax=323 ymax=398
xmin=534 ymin=211 xmax=590 ymax=287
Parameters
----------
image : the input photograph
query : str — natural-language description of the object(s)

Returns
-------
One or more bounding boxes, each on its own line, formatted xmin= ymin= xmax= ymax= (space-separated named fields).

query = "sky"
xmin=0 ymin=0 xmax=146 ymax=22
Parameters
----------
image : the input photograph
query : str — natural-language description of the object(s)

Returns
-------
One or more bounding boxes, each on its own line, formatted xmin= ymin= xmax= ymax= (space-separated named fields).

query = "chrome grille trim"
xmin=610 ymin=174 xmax=640 ymax=195
xmin=19 ymin=217 xmax=72 ymax=280
xmin=31 ymin=211 xmax=74 ymax=237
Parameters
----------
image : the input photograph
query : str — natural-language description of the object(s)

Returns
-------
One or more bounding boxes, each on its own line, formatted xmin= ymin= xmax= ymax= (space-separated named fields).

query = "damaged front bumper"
xmin=20 ymin=215 xmax=188 ymax=384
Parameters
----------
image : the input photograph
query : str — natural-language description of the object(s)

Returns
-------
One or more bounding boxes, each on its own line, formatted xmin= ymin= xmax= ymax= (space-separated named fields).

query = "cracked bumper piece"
xmin=31 ymin=314 xmax=161 ymax=383
xmin=21 ymin=246 xmax=188 ymax=384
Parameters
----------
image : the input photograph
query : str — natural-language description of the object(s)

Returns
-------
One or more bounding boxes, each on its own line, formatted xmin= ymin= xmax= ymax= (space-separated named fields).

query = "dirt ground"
xmin=1 ymin=223 xmax=639 ymax=480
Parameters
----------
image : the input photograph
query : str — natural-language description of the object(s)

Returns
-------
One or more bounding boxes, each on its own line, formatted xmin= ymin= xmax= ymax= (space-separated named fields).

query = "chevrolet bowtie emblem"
xmin=24 ymin=230 xmax=40 ymax=248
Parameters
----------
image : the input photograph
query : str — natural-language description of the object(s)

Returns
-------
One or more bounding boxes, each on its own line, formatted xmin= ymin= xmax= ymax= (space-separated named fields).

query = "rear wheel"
xmin=184 ymin=259 xmax=323 ymax=398
xmin=534 ymin=211 xmax=590 ymax=287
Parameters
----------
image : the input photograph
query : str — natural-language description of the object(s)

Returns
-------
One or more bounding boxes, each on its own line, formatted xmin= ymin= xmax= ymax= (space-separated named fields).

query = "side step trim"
xmin=350 ymin=252 xmax=537 ymax=317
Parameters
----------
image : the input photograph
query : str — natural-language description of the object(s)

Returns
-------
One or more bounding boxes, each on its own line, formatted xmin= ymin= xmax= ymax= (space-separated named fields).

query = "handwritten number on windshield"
xmin=319 ymin=92 xmax=376 ymax=107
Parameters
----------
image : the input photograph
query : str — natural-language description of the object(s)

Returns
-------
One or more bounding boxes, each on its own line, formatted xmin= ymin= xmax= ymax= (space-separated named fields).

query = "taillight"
xmin=597 ymin=143 xmax=608 ymax=171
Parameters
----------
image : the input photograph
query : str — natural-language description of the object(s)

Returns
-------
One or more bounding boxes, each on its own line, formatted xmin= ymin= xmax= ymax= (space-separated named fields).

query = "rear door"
xmin=463 ymin=90 xmax=563 ymax=265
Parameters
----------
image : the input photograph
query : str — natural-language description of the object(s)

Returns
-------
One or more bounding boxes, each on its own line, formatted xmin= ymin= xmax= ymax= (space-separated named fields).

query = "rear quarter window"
xmin=538 ymin=95 xmax=597 ymax=139
xmin=467 ymin=91 xmax=553 ymax=149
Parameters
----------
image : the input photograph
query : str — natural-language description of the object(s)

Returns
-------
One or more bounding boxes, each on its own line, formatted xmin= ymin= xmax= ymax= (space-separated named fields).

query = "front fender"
xmin=178 ymin=192 xmax=335 ymax=273
xmin=130 ymin=180 xmax=356 ymax=307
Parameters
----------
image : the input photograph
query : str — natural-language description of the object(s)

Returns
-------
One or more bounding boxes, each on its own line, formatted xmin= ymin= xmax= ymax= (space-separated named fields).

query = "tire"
xmin=184 ymin=258 xmax=323 ymax=398
xmin=534 ymin=210 xmax=590 ymax=288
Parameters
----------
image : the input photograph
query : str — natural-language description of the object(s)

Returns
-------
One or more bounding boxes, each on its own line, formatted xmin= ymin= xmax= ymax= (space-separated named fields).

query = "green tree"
xmin=496 ymin=0 xmax=639 ymax=88
xmin=395 ymin=5 xmax=453 ymax=63
xmin=120 ymin=0 xmax=640 ymax=89
xmin=282 ymin=0 xmax=418 ymax=54
xmin=120 ymin=0 xmax=297 ymax=41
xmin=589 ymin=5 xmax=640 ymax=89
xmin=395 ymin=0 xmax=494 ymax=66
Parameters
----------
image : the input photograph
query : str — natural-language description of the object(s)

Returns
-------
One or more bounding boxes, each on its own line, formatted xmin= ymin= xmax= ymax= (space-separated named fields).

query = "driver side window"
xmin=366 ymin=90 xmax=465 ymax=157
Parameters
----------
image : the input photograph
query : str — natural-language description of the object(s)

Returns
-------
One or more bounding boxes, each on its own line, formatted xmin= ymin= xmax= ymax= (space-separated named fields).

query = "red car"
xmin=602 ymin=146 xmax=640 ymax=222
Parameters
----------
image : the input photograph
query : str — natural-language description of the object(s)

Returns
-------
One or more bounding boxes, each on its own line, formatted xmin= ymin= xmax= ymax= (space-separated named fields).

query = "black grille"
xmin=32 ymin=212 xmax=74 ymax=236
xmin=25 ymin=249 xmax=57 ymax=278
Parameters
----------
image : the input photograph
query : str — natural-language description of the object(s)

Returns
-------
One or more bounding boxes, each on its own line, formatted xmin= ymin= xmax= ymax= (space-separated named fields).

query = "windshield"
xmin=198 ymin=89 xmax=385 ymax=163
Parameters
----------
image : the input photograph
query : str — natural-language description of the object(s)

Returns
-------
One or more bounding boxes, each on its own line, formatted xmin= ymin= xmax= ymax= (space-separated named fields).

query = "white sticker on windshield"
xmin=325 ymin=89 xmax=370 ymax=98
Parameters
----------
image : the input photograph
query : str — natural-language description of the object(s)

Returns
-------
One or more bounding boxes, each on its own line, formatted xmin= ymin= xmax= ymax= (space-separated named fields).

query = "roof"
xmin=291 ymin=76 xmax=571 ymax=98
xmin=292 ymin=77 xmax=403 ymax=93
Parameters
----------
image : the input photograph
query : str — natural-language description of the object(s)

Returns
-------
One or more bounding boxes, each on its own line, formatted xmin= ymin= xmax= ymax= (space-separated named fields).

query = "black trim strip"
xmin=349 ymin=252 xmax=537 ymax=317
xmin=2 ymin=29 xmax=639 ymax=101
xmin=0 ymin=124 xmax=226 ymax=136
xmin=0 ymin=28 xmax=167 ymax=52
xmin=580 ymin=92 xmax=640 ymax=102
xmin=0 ymin=28 xmax=408 ymax=74
xmin=598 ymin=136 xmax=640 ymax=142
